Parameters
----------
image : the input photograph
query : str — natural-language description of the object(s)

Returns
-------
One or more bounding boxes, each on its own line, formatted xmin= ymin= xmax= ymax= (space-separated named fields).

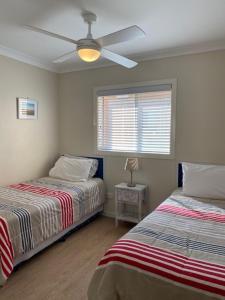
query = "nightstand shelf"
xmin=115 ymin=183 xmax=147 ymax=226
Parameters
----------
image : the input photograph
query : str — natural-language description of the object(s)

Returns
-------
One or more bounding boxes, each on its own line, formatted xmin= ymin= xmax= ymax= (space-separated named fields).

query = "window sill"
xmin=95 ymin=149 xmax=175 ymax=160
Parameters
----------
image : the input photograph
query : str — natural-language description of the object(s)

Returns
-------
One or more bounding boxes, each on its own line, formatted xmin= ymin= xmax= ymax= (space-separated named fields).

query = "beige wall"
xmin=59 ymin=50 xmax=225 ymax=215
xmin=0 ymin=56 xmax=59 ymax=185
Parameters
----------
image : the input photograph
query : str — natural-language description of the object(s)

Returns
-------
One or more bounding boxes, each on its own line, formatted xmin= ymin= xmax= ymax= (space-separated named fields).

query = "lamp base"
xmin=127 ymin=183 xmax=136 ymax=188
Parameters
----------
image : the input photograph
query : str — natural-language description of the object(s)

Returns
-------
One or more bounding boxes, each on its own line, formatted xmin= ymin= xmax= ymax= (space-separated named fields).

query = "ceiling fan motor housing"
xmin=77 ymin=39 xmax=101 ymax=52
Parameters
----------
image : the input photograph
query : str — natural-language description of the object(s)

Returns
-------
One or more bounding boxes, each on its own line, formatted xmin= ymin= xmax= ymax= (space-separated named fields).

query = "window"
xmin=95 ymin=81 xmax=176 ymax=158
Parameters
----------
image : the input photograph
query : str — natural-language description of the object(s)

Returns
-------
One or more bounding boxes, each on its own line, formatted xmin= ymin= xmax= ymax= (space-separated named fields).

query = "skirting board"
xmin=102 ymin=211 xmax=115 ymax=219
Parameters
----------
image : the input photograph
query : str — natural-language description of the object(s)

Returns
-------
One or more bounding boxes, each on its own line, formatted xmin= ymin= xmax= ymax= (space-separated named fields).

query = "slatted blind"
xmin=97 ymin=84 xmax=172 ymax=155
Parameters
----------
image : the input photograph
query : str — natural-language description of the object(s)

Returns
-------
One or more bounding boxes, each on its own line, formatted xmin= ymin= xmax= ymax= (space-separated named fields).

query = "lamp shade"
xmin=124 ymin=158 xmax=139 ymax=172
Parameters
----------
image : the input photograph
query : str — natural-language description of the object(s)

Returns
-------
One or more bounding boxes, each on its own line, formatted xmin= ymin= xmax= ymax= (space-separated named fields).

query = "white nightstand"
xmin=115 ymin=183 xmax=147 ymax=226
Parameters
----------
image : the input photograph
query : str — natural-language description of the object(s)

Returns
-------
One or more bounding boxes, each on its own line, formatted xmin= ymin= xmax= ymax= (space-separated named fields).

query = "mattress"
xmin=0 ymin=176 xmax=104 ymax=284
xmin=88 ymin=190 xmax=225 ymax=300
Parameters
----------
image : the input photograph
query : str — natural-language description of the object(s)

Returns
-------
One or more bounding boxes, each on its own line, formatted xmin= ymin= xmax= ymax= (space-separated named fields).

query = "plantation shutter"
xmin=97 ymin=84 xmax=172 ymax=155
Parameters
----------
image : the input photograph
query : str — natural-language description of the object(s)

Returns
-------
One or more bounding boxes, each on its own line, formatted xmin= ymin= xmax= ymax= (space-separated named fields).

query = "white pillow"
xmin=63 ymin=155 xmax=98 ymax=178
xmin=182 ymin=162 xmax=225 ymax=199
xmin=49 ymin=156 xmax=93 ymax=182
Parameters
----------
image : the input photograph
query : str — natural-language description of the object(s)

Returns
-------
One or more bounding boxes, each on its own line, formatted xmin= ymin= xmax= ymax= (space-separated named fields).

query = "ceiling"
xmin=1 ymin=0 xmax=225 ymax=73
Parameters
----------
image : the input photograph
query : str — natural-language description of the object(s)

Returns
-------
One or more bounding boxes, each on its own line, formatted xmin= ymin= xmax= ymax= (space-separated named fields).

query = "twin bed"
xmin=0 ymin=156 xmax=104 ymax=285
xmin=88 ymin=163 xmax=225 ymax=300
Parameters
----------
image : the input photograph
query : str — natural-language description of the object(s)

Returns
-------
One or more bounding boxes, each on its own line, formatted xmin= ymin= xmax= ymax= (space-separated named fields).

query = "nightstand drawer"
xmin=117 ymin=188 xmax=139 ymax=203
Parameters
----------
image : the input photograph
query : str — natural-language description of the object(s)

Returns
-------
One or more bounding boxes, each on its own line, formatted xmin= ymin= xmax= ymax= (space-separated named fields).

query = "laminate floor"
xmin=0 ymin=216 xmax=132 ymax=300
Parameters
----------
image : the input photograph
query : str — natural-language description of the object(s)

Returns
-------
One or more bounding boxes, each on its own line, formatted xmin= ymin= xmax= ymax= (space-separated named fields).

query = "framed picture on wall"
xmin=17 ymin=98 xmax=38 ymax=120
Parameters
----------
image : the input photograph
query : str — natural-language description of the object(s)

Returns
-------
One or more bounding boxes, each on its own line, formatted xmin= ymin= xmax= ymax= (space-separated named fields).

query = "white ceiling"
xmin=1 ymin=0 xmax=225 ymax=73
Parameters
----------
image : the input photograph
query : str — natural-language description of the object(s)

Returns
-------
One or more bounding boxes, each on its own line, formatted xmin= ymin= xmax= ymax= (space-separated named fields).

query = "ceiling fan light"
xmin=78 ymin=48 xmax=101 ymax=62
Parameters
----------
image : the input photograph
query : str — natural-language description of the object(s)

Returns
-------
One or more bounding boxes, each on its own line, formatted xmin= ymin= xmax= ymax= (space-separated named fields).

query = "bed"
xmin=88 ymin=163 xmax=225 ymax=300
xmin=0 ymin=156 xmax=104 ymax=285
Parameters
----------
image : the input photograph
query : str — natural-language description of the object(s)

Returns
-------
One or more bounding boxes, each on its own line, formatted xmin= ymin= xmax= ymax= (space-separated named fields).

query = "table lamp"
xmin=124 ymin=157 xmax=139 ymax=187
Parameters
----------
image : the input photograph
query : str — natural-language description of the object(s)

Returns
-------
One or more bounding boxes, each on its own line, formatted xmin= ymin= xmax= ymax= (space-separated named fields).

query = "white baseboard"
xmin=102 ymin=211 xmax=115 ymax=219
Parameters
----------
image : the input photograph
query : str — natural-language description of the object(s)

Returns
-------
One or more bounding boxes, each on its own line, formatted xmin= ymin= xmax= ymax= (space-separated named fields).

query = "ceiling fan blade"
xmin=53 ymin=51 xmax=75 ymax=63
xmin=101 ymin=48 xmax=137 ymax=68
xmin=24 ymin=25 xmax=78 ymax=45
xmin=96 ymin=25 xmax=145 ymax=47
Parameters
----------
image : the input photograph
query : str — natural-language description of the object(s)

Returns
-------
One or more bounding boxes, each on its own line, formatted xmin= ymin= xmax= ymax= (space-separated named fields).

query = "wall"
xmin=0 ymin=55 xmax=59 ymax=185
xmin=59 ymin=50 xmax=225 ymax=215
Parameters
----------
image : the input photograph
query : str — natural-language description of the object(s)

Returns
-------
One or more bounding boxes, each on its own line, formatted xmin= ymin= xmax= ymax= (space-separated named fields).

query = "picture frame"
xmin=17 ymin=98 xmax=38 ymax=120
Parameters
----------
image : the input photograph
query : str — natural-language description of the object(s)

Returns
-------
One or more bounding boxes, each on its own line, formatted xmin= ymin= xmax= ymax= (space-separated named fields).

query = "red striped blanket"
xmin=10 ymin=183 xmax=74 ymax=229
xmin=88 ymin=191 xmax=225 ymax=300
xmin=0 ymin=217 xmax=14 ymax=280
xmin=0 ymin=177 xmax=103 ymax=284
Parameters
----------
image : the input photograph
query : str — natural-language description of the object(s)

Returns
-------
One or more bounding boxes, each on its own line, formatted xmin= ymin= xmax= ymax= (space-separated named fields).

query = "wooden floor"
xmin=0 ymin=216 xmax=132 ymax=300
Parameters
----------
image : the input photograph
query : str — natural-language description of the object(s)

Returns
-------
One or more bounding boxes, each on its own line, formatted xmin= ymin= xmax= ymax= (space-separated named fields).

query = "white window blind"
xmin=96 ymin=84 xmax=173 ymax=155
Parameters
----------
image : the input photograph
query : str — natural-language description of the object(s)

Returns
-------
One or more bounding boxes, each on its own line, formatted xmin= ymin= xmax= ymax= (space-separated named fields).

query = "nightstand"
xmin=115 ymin=183 xmax=147 ymax=226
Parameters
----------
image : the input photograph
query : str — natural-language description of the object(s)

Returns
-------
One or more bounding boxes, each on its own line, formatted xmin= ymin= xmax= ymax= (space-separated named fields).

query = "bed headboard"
xmin=178 ymin=163 xmax=183 ymax=187
xmin=86 ymin=156 xmax=104 ymax=180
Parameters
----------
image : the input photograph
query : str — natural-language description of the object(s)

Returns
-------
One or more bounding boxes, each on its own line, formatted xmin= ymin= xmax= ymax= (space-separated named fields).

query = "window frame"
xmin=93 ymin=79 xmax=177 ymax=159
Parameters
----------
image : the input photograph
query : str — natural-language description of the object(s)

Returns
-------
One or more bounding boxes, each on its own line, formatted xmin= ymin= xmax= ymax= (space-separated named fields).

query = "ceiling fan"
xmin=25 ymin=11 xmax=145 ymax=68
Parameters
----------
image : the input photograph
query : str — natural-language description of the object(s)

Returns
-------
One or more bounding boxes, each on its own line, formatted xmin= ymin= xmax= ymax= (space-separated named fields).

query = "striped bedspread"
xmin=0 ymin=177 xmax=104 ymax=284
xmin=88 ymin=191 xmax=225 ymax=300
